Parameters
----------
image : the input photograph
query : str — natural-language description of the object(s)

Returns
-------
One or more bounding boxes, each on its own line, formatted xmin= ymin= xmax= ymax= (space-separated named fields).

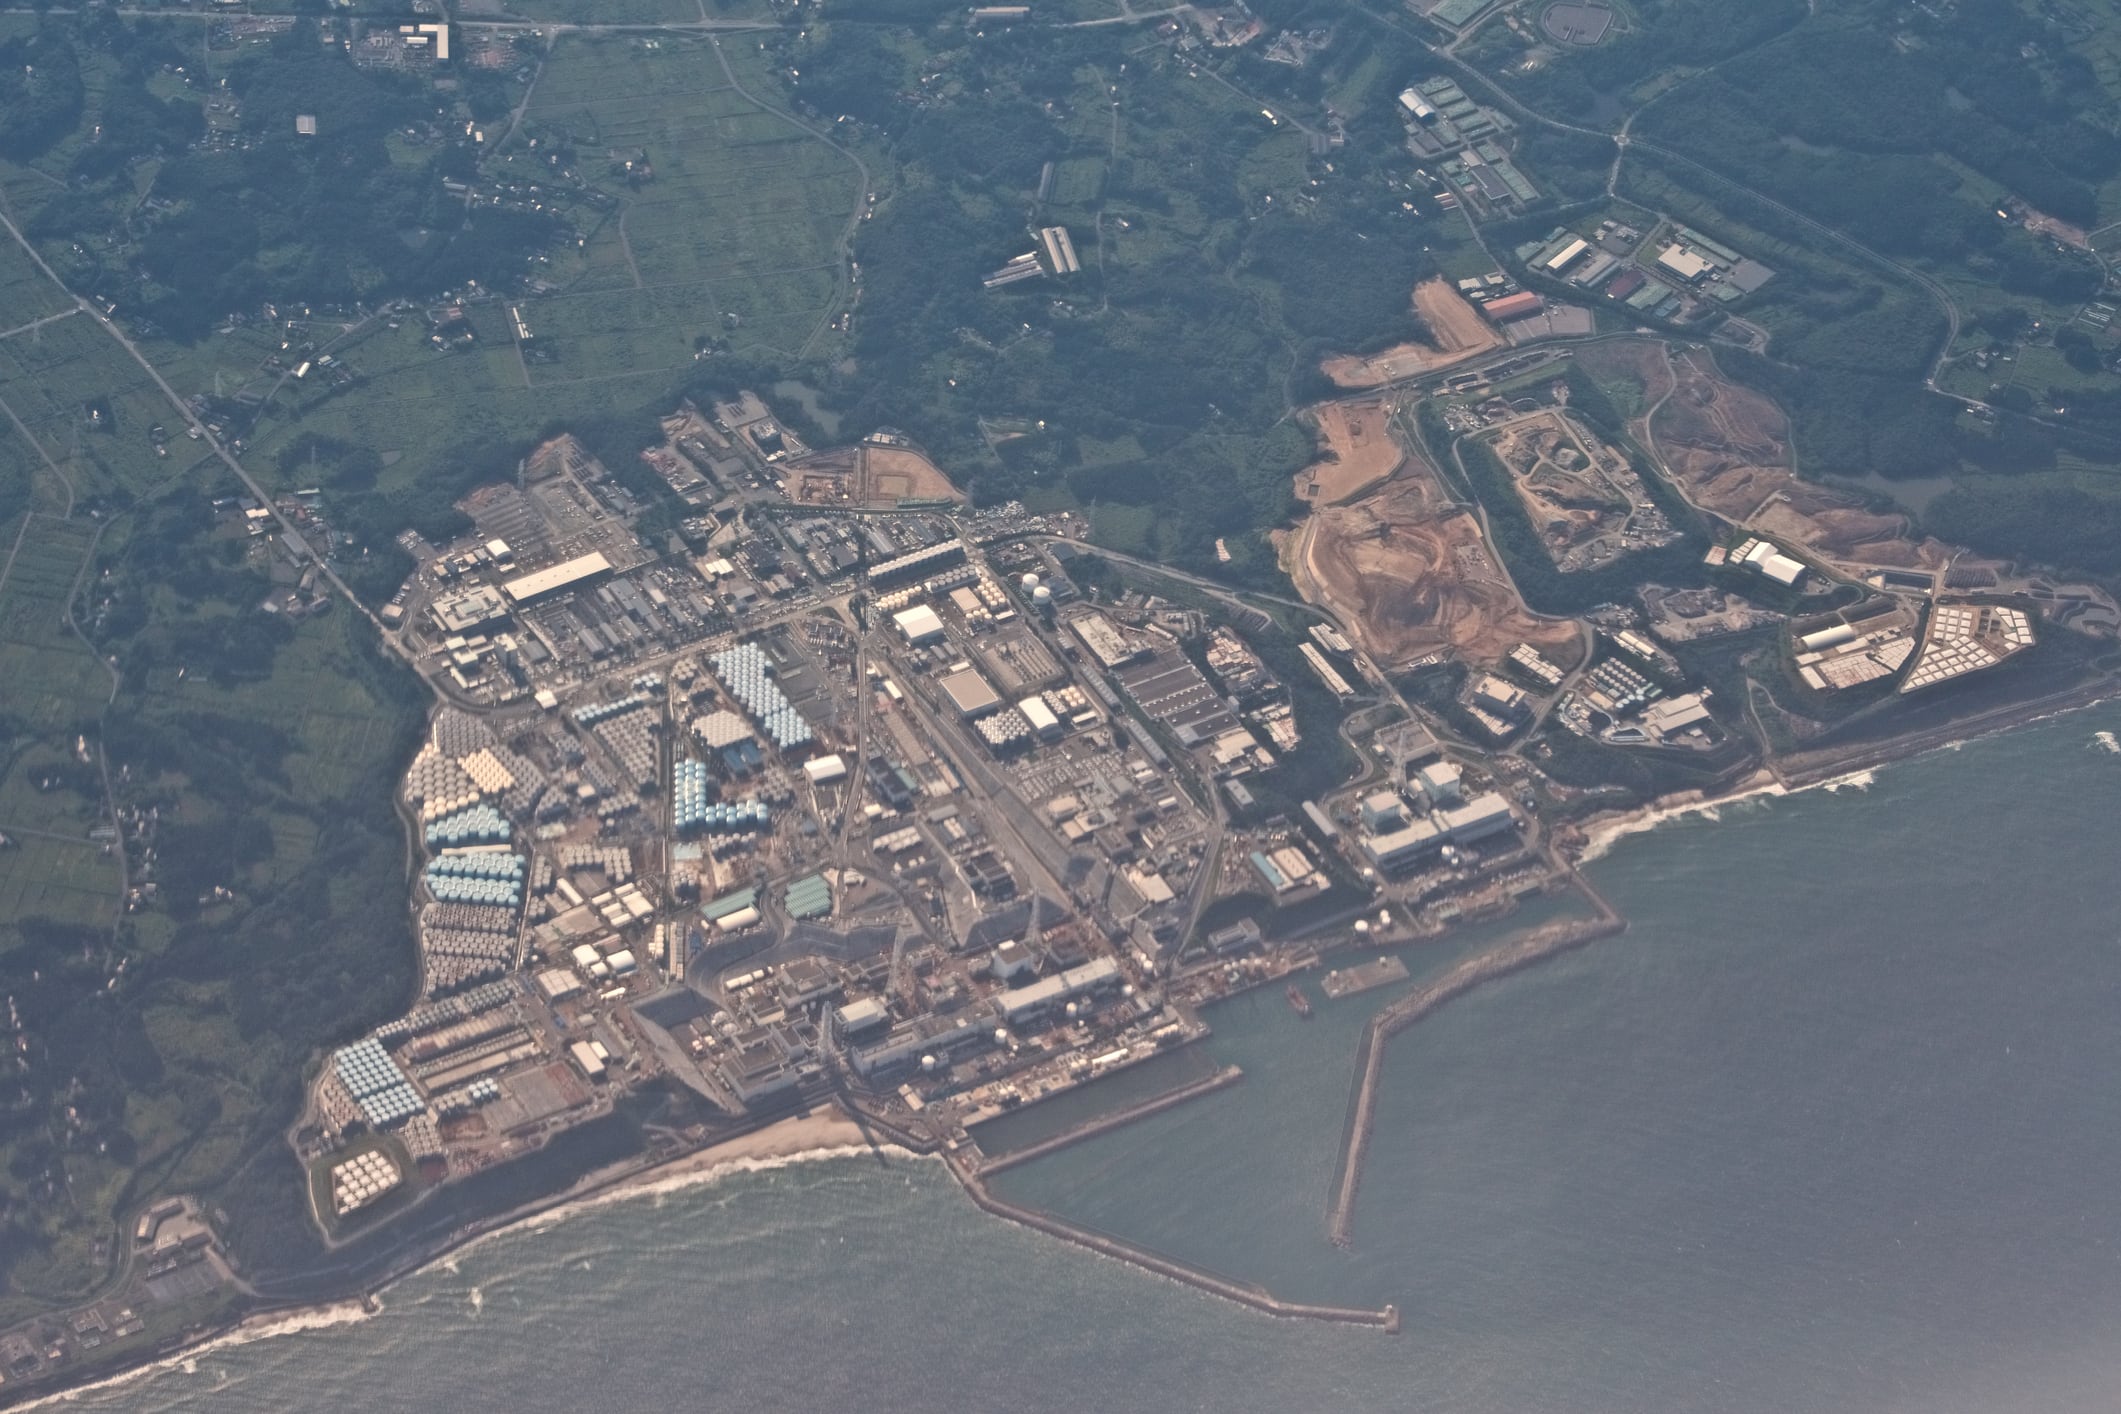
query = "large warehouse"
xmin=503 ymin=552 xmax=612 ymax=605
xmin=893 ymin=604 xmax=946 ymax=646
xmin=938 ymin=667 xmax=1003 ymax=719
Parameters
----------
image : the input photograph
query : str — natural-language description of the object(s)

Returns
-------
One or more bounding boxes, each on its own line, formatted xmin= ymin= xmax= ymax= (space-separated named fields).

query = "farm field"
xmin=482 ymin=0 xmax=733 ymax=22
xmin=0 ymin=514 xmax=112 ymax=728
xmin=240 ymin=319 xmax=668 ymax=505
xmin=0 ymin=834 xmax=119 ymax=942
xmin=0 ymin=738 xmax=108 ymax=840
xmin=515 ymin=35 xmax=862 ymax=368
xmin=0 ymin=313 xmax=189 ymax=509
xmin=0 ymin=238 xmax=74 ymax=329
xmin=234 ymin=32 xmax=869 ymax=509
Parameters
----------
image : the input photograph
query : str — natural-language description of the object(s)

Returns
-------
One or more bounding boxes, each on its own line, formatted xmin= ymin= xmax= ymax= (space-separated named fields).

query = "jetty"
xmin=1327 ymin=887 xmax=1625 ymax=1248
xmin=1321 ymin=956 xmax=1410 ymax=1000
xmin=975 ymin=1065 xmax=1245 ymax=1176
xmin=948 ymin=1148 xmax=1399 ymax=1333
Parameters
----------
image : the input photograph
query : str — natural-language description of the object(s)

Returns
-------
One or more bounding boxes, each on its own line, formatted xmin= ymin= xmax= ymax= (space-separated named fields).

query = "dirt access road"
xmin=1295 ymin=401 xmax=1408 ymax=504
xmin=1320 ymin=279 xmax=1502 ymax=389
xmin=1584 ymin=340 xmax=1996 ymax=578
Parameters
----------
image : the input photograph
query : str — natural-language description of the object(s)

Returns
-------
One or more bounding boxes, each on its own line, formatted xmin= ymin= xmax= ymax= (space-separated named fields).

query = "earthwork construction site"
xmin=1320 ymin=278 xmax=1503 ymax=389
xmin=781 ymin=442 xmax=965 ymax=508
xmin=1296 ymin=401 xmax=1409 ymax=505
xmin=1478 ymin=408 xmax=1682 ymax=572
xmin=1281 ymin=409 xmax=1581 ymax=668
xmin=1616 ymin=342 xmax=1994 ymax=579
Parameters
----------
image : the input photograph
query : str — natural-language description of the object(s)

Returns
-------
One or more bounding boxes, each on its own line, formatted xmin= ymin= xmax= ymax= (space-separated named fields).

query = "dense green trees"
xmin=1927 ymin=484 xmax=2121 ymax=576
xmin=788 ymin=16 xmax=1460 ymax=569
xmin=1628 ymin=15 xmax=2108 ymax=306
xmin=1248 ymin=212 xmax=1430 ymax=347
xmin=0 ymin=30 xmax=84 ymax=160
xmin=787 ymin=25 xmax=914 ymax=133
xmin=1494 ymin=0 xmax=1807 ymax=118
xmin=17 ymin=19 xmax=562 ymax=339
xmin=1722 ymin=352 xmax=1959 ymax=479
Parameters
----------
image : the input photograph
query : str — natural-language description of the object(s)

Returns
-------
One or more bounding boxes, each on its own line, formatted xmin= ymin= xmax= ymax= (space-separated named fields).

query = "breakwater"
xmin=974 ymin=1065 xmax=1245 ymax=1176
xmin=948 ymin=1149 xmax=1399 ymax=1332
xmin=1321 ymin=956 xmax=1411 ymax=1000
xmin=1327 ymin=900 xmax=1626 ymax=1248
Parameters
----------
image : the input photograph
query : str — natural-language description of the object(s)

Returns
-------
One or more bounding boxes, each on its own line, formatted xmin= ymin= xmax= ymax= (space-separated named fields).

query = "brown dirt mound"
xmin=863 ymin=445 xmax=964 ymax=503
xmin=1284 ymin=448 xmax=1580 ymax=669
xmin=1319 ymin=279 xmax=1502 ymax=389
xmin=1648 ymin=346 xmax=2005 ymax=577
xmin=1296 ymin=401 xmax=1407 ymax=504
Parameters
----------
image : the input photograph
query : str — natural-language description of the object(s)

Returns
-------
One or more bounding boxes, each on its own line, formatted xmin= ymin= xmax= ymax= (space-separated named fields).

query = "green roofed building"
xmin=1428 ymin=0 xmax=1492 ymax=29
xmin=703 ymin=887 xmax=760 ymax=922
xmin=784 ymin=874 xmax=833 ymax=920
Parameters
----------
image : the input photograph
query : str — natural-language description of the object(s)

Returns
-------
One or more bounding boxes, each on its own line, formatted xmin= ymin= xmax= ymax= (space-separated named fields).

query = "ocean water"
xmin=63 ymin=711 xmax=2121 ymax=1413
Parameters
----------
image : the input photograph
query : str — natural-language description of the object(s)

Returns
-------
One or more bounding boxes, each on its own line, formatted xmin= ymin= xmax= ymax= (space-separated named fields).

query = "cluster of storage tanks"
xmin=424 ymin=851 xmax=526 ymax=906
xmin=673 ymin=757 xmax=772 ymax=835
xmin=710 ymin=642 xmax=814 ymax=750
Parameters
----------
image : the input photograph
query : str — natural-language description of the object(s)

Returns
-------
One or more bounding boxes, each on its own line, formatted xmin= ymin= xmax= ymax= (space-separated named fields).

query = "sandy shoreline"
xmin=20 ymin=681 xmax=2121 ymax=1408
xmin=1568 ymin=676 xmax=2121 ymax=865
xmin=9 ymin=1108 xmax=895 ymax=1411
xmin=456 ymin=1103 xmax=899 ymax=1246
xmin=624 ymin=1107 xmax=877 ymax=1183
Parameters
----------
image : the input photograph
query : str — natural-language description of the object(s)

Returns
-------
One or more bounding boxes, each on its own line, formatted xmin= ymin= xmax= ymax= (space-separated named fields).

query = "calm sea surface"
xmin=65 ymin=711 xmax=2121 ymax=1413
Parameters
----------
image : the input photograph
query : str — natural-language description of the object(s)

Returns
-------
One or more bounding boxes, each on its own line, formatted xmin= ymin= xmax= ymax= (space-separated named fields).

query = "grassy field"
xmin=0 ymin=239 xmax=74 ymax=328
xmin=130 ymin=603 xmax=409 ymax=809
xmin=514 ymin=35 xmax=860 ymax=365
xmin=0 ymin=739 xmax=106 ymax=838
xmin=0 ymin=314 xmax=193 ymax=508
xmin=213 ymin=32 xmax=867 ymax=510
xmin=238 ymin=319 xmax=672 ymax=507
xmin=0 ymin=834 xmax=118 ymax=938
xmin=0 ymin=514 xmax=113 ymax=728
xmin=485 ymin=0 xmax=724 ymax=21
xmin=1429 ymin=205 xmax=1505 ymax=280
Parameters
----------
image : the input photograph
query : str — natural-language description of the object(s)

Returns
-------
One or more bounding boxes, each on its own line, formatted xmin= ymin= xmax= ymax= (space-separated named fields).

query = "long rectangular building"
xmin=503 ymin=552 xmax=612 ymax=604
xmin=1038 ymin=226 xmax=1081 ymax=275
xmin=1543 ymin=237 xmax=1590 ymax=273
xmin=866 ymin=540 xmax=965 ymax=585
xmin=1298 ymin=641 xmax=1354 ymax=699
xmin=996 ymin=956 xmax=1122 ymax=1024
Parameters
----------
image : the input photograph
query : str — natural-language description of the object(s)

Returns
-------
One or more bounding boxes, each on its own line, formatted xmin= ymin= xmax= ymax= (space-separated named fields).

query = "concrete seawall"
xmin=1327 ymin=901 xmax=1626 ymax=1248
xmin=975 ymin=1065 xmax=1245 ymax=1177
xmin=948 ymin=1150 xmax=1399 ymax=1333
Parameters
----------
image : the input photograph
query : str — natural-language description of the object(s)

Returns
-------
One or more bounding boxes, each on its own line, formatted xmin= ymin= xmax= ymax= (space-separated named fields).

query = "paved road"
xmin=0 ymin=208 xmax=429 ymax=683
